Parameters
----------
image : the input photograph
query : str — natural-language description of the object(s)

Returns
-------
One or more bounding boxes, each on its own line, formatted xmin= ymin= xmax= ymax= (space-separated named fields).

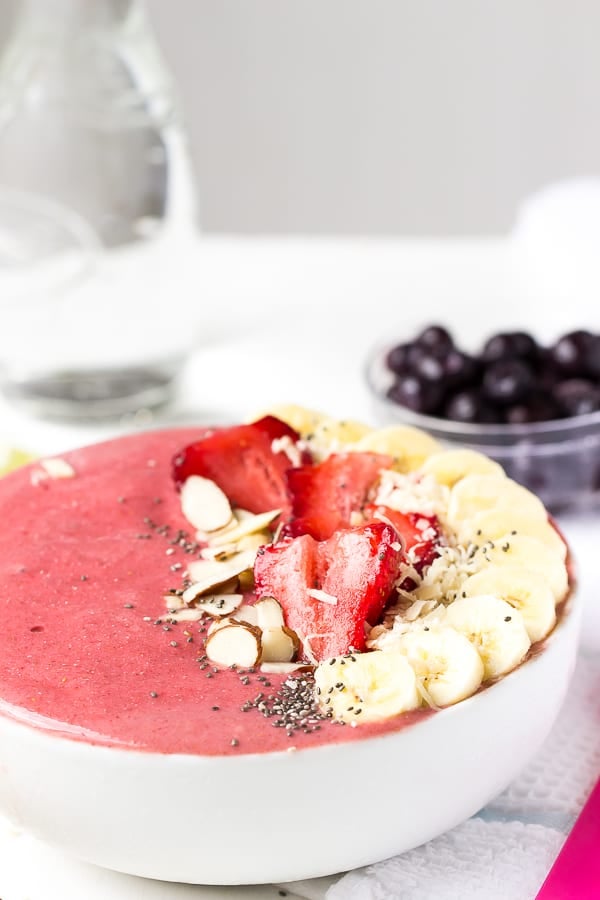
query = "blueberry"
xmin=386 ymin=343 xmax=412 ymax=375
xmin=584 ymin=334 xmax=600 ymax=379
xmin=554 ymin=379 xmax=600 ymax=417
xmin=548 ymin=330 xmax=594 ymax=376
xmin=444 ymin=390 xmax=481 ymax=423
xmin=415 ymin=325 xmax=453 ymax=354
xmin=505 ymin=391 xmax=560 ymax=424
xmin=482 ymin=331 xmax=539 ymax=363
xmin=505 ymin=404 xmax=534 ymax=425
xmin=443 ymin=350 xmax=481 ymax=388
xmin=413 ymin=352 xmax=446 ymax=383
xmin=482 ymin=359 xmax=534 ymax=406
xmin=387 ymin=375 xmax=442 ymax=414
xmin=528 ymin=390 xmax=561 ymax=422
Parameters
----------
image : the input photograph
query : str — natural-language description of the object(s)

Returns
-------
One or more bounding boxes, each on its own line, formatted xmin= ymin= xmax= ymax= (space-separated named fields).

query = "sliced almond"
xmin=260 ymin=625 xmax=300 ymax=663
xmin=207 ymin=617 xmax=231 ymax=636
xmin=164 ymin=592 xmax=186 ymax=611
xmin=232 ymin=603 xmax=259 ymax=626
xmin=180 ymin=475 xmax=233 ymax=532
xmin=260 ymin=662 xmax=310 ymax=675
xmin=255 ymin=596 xmax=285 ymax=629
xmin=195 ymin=593 xmax=243 ymax=618
xmin=233 ymin=508 xmax=255 ymax=522
xmin=40 ymin=457 xmax=76 ymax=479
xmin=184 ymin=550 xmax=256 ymax=602
xmin=205 ymin=622 xmax=262 ymax=668
xmin=236 ymin=531 xmax=271 ymax=553
xmin=164 ymin=607 xmax=205 ymax=623
xmin=195 ymin=514 xmax=242 ymax=544
xmin=208 ymin=509 xmax=280 ymax=548
xmin=307 ymin=589 xmax=338 ymax=606
xmin=199 ymin=542 xmax=239 ymax=561
xmin=238 ymin=569 xmax=256 ymax=592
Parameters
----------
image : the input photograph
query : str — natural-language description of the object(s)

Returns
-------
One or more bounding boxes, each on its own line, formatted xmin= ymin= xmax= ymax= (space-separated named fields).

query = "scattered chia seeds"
xmin=241 ymin=672 xmax=328 ymax=735
xmin=149 ymin=691 xmax=158 ymax=698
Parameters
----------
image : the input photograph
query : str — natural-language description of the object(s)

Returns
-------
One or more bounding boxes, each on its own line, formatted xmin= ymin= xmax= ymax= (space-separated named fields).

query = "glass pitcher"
xmin=0 ymin=0 xmax=200 ymax=418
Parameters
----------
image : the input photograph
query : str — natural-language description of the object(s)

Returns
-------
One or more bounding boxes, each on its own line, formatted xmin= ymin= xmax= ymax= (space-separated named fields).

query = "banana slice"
xmin=442 ymin=594 xmax=531 ymax=680
xmin=251 ymin=404 xmax=327 ymax=437
xmin=314 ymin=650 xmax=420 ymax=724
xmin=447 ymin=475 xmax=546 ymax=534
xmin=459 ymin=509 xmax=567 ymax=561
xmin=421 ymin=449 xmax=504 ymax=488
xmin=474 ymin=533 xmax=568 ymax=603
xmin=0 ymin=446 xmax=35 ymax=477
xmin=460 ymin=565 xmax=556 ymax=643
xmin=394 ymin=626 xmax=484 ymax=707
xmin=311 ymin=418 xmax=372 ymax=448
xmin=354 ymin=426 xmax=441 ymax=472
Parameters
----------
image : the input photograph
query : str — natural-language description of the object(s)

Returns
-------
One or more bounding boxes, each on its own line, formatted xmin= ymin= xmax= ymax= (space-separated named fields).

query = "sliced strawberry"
xmin=254 ymin=522 xmax=402 ymax=661
xmin=251 ymin=415 xmax=302 ymax=445
xmin=285 ymin=452 xmax=392 ymax=541
xmin=364 ymin=504 xmax=440 ymax=572
xmin=172 ymin=417 xmax=307 ymax=518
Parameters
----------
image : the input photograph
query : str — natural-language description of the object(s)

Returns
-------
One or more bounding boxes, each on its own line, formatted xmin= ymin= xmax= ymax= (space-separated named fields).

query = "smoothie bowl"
xmin=0 ymin=408 xmax=579 ymax=884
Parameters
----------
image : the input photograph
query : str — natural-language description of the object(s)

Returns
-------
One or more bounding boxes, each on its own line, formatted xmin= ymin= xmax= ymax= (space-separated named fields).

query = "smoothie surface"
xmin=0 ymin=428 xmax=428 ymax=756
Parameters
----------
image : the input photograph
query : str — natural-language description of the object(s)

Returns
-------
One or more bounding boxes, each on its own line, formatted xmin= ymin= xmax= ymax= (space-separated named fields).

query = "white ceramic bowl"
xmin=0 ymin=592 xmax=580 ymax=885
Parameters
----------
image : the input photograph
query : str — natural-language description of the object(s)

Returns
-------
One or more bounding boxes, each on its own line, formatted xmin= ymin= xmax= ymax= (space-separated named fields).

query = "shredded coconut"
xmin=368 ymin=544 xmax=485 ymax=651
xmin=271 ymin=435 xmax=303 ymax=468
xmin=373 ymin=470 xmax=449 ymax=518
xmin=307 ymin=589 xmax=338 ymax=605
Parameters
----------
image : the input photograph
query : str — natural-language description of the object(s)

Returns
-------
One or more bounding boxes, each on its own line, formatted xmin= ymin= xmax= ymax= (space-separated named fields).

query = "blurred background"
xmin=2 ymin=0 xmax=599 ymax=235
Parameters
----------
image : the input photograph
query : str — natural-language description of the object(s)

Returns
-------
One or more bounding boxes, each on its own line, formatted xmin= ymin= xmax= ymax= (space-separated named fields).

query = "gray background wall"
xmin=4 ymin=1 xmax=600 ymax=234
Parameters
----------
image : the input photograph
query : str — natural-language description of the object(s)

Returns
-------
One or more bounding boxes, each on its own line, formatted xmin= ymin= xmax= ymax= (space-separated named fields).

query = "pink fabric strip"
xmin=536 ymin=778 xmax=600 ymax=899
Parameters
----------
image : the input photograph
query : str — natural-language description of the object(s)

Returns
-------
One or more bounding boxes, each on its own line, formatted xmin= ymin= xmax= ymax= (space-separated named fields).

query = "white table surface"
xmin=0 ymin=237 xmax=598 ymax=899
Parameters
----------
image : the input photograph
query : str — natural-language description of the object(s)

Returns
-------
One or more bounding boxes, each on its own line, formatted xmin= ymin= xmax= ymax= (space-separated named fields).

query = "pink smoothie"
xmin=0 ymin=429 xmax=429 ymax=756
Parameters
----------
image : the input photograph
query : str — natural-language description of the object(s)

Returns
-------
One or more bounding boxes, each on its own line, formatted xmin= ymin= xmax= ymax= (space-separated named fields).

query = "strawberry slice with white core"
xmin=254 ymin=522 xmax=403 ymax=661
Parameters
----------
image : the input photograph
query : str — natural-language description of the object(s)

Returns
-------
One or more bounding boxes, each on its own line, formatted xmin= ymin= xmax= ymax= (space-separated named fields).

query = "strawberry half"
xmin=254 ymin=522 xmax=403 ymax=661
xmin=172 ymin=417 xmax=308 ymax=518
xmin=364 ymin=504 xmax=440 ymax=573
xmin=285 ymin=452 xmax=393 ymax=541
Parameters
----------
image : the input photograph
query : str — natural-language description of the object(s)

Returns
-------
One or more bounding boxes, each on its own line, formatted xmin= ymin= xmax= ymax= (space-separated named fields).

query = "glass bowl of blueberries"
xmin=366 ymin=325 xmax=600 ymax=513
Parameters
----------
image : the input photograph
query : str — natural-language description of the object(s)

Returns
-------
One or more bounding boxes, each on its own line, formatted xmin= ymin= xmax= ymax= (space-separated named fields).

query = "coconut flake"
xmin=307 ymin=589 xmax=338 ymax=606
xmin=271 ymin=435 xmax=302 ymax=468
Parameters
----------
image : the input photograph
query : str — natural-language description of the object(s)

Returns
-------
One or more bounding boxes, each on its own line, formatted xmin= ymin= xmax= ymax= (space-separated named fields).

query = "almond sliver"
xmin=259 ymin=662 xmax=309 ymax=675
xmin=184 ymin=550 xmax=256 ymax=601
xmin=181 ymin=475 xmax=233 ymax=532
xmin=205 ymin=622 xmax=262 ymax=668
xmin=255 ymin=596 xmax=285 ymax=629
xmin=260 ymin=626 xmax=299 ymax=663
xmin=208 ymin=509 xmax=280 ymax=548
xmin=196 ymin=593 xmax=243 ymax=618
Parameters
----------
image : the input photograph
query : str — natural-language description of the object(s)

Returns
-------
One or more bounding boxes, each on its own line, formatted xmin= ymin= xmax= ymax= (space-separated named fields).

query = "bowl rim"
xmin=366 ymin=343 xmax=600 ymax=440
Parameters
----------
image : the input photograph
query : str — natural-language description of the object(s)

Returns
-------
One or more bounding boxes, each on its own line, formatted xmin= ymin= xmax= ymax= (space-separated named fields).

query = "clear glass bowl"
xmin=366 ymin=345 xmax=600 ymax=514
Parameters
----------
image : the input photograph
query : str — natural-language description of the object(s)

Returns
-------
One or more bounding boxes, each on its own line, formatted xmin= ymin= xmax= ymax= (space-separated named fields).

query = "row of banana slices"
xmin=259 ymin=405 xmax=570 ymax=725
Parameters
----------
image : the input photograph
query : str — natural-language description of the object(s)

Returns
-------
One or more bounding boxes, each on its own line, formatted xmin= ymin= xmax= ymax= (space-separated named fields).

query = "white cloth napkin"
xmin=315 ymin=652 xmax=600 ymax=900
